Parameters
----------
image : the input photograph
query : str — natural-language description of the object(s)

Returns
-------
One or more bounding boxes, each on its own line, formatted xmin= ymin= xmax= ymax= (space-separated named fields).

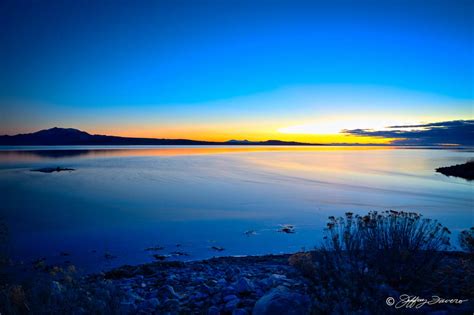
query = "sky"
xmin=0 ymin=0 xmax=472 ymax=144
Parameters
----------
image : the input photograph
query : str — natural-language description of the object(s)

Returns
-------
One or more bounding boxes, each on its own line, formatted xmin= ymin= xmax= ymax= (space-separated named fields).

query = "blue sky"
xmin=0 ymin=0 xmax=472 ymax=142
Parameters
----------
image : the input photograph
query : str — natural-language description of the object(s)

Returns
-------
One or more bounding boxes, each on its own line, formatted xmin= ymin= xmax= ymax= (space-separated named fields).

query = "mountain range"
xmin=0 ymin=127 xmax=321 ymax=146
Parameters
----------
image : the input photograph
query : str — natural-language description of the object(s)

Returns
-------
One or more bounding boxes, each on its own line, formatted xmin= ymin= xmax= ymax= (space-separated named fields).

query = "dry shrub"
xmin=288 ymin=252 xmax=316 ymax=278
xmin=290 ymin=211 xmax=454 ymax=313
xmin=321 ymin=211 xmax=451 ymax=288
xmin=459 ymin=227 xmax=474 ymax=253
xmin=9 ymin=285 xmax=28 ymax=311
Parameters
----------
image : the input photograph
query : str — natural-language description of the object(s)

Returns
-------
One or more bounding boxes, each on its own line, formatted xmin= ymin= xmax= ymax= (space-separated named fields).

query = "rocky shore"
xmin=2 ymin=211 xmax=472 ymax=314
xmin=34 ymin=251 xmax=468 ymax=315
xmin=86 ymin=254 xmax=313 ymax=315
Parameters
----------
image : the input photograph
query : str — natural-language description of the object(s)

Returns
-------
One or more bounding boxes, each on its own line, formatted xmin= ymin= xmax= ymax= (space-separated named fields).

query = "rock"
xmin=207 ymin=306 xmax=220 ymax=315
xmin=153 ymin=254 xmax=167 ymax=261
xmin=235 ymin=277 xmax=254 ymax=294
xmin=31 ymin=167 xmax=75 ymax=173
xmin=163 ymin=298 xmax=180 ymax=311
xmin=378 ymin=284 xmax=399 ymax=301
xmin=233 ymin=308 xmax=249 ymax=315
xmin=278 ymin=225 xmax=295 ymax=234
xmin=104 ymin=265 xmax=136 ymax=279
xmin=127 ymin=292 xmax=145 ymax=303
xmin=194 ymin=275 xmax=206 ymax=283
xmin=252 ymin=286 xmax=310 ymax=315
xmin=265 ymin=274 xmax=287 ymax=287
xmin=145 ymin=246 xmax=165 ymax=251
xmin=147 ymin=298 xmax=160 ymax=309
xmin=50 ymin=281 xmax=63 ymax=295
xmin=217 ymin=278 xmax=227 ymax=286
xmin=225 ymin=298 xmax=241 ymax=311
xmin=91 ymin=300 xmax=107 ymax=312
xmin=207 ymin=279 xmax=218 ymax=286
xmin=224 ymin=294 xmax=239 ymax=302
xmin=159 ymin=285 xmax=181 ymax=300
xmin=244 ymin=230 xmax=257 ymax=236
xmin=201 ymin=284 xmax=213 ymax=294
xmin=211 ymin=246 xmax=225 ymax=252
xmin=119 ymin=301 xmax=137 ymax=314
xmin=192 ymin=291 xmax=208 ymax=300
xmin=223 ymin=286 xmax=237 ymax=295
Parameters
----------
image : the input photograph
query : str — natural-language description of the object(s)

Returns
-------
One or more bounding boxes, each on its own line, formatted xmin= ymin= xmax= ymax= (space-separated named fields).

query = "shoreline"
xmin=65 ymin=251 xmax=474 ymax=314
xmin=89 ymin=253 xmax=314 ymax=314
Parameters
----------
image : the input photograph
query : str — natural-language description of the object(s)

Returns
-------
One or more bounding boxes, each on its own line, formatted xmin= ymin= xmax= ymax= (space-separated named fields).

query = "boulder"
xmin=252 ymin=286 xmax=310 ymax=315
xmin=225 ymin=298 xmax=241 ymax=312
xmin=235 ymin=277 xmax=254 ymax=294
xmin=147 ymin=298 xmax=160 ymax=309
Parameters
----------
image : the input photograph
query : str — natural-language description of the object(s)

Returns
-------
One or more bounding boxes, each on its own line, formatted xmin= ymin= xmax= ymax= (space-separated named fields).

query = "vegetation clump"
xmin=459 ymin=227 xmax=474 ymax=253
xmin=289 ymin=211 xmax=461 ymax=313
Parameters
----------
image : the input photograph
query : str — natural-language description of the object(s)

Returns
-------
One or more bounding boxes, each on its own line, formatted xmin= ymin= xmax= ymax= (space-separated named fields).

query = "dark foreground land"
xmin=436 ymin=161 xmax=474 ymax=180
xmin=1 ymin=212 xmax=473 ymax=314
xmin=1 ymin=251 xmax=472 ymax=314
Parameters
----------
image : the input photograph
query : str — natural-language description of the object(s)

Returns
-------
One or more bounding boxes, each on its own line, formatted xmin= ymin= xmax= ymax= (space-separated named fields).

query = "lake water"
xmin=0 ymin=146 xmax=472 ymax=273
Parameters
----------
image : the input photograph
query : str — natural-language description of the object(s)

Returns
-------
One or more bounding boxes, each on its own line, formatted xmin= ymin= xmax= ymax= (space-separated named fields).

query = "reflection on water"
xmin=0 ymin=146 xmax=472 ymax=272
xmin=0 ymin=145 xmax=402 ymax=161
xmin=2 ymin=145 xmax=470 ymax=160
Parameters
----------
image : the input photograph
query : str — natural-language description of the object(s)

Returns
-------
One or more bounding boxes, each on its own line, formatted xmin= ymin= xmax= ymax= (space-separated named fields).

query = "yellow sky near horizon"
xmin=85 ymin=125 xmax=396 ymax=144
xmin=81 ymin=114 xmax=469 ymax=144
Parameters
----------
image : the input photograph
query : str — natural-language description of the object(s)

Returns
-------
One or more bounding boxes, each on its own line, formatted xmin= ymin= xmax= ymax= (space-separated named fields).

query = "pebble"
xmin=233 ymin=308 xmax=248 ymax=315
xmin=148 ymin=298 xmax=160 ymax=309
xmin=207 ymin=306 xmax=220 ymax=315
xmin=224 ymin=294 xmax=239 ymax=302
xmin=225 ymin=298 xmax=241 ymax=311
xmin=159 ymin=285 xmax=181 ymax=300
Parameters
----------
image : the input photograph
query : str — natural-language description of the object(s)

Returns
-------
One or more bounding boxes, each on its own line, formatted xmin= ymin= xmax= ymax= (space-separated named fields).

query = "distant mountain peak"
xmin=36 ymin=127 xmax=90 ymax=135
xmin=227 ymin=139 xmax=253 ymax=144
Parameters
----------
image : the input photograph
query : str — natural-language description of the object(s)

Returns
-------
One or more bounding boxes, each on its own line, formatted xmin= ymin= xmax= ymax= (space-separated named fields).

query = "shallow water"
xmin=0 ymin=146 xmax=472 ymax=272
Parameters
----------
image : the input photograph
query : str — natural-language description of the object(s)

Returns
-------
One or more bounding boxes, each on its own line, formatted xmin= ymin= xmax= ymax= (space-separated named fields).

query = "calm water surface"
xmin=0 ymin=146 xmax=472 ymax=272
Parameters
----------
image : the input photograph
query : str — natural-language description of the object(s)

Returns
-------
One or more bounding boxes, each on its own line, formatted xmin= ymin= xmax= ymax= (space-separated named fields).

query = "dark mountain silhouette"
xmin=0 ymin=127 xmax=321 ymax=146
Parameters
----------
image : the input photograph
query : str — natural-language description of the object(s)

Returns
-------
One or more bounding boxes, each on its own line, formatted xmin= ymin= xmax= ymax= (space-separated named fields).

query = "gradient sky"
xmin=0 ymin=0 xmax=472 ymax=143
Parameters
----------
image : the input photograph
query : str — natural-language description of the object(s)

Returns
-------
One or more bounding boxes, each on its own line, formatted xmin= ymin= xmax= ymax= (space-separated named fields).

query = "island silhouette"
xmin=0 ymin=127 xmax=321 ymax=146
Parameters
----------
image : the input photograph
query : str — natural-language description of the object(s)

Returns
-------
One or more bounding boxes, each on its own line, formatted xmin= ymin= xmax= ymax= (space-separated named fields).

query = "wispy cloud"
xmin=343 ymin=120 xmax=474 ymax=145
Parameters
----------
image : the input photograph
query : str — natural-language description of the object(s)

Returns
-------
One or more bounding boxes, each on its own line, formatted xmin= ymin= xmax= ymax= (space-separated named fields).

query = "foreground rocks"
xmin=253 ymin=286 xmax=311 ymax=315
xmin=91 ymin=254 xmax=313 ymax=314
xmin=3 ymin=252 xmax=472 ymax=314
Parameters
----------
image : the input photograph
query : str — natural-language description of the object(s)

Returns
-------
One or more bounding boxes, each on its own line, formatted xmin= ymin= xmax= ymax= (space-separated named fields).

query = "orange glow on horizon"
xmin=85 ymin=126 xmax=397 ymax=144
